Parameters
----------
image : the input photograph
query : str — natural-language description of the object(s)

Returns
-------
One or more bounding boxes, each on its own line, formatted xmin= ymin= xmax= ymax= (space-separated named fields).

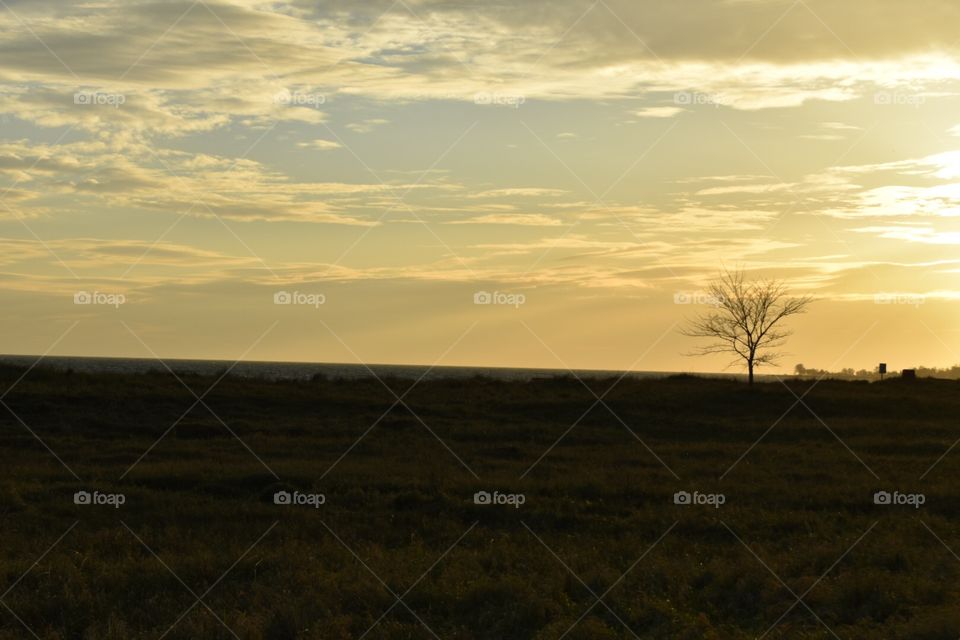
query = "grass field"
xmin=2 ymin=364 xmax=960 ymax=639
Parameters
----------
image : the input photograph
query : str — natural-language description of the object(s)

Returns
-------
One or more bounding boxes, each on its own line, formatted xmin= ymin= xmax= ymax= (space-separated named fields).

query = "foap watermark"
xmin=873 ymin=91 xmax=925 ymax=108
xmin=674 ymin=490 xmax=725 ymax=509
xmin=274 ymin=291 xmax=326 ymax=308
xmin=874 ymin=293 xmax=925 ymax=308
xmin=74 ymin=490 xmax=125 ymax=508
xmin=74 ymin=291 xmax=126 ymax=308
xmin=474 ymin=490 xmax=525 ymax=509
xmin=674 ymin=291 xmax=724 ymax=306
xmin=274 ymin=490 xmax=326 ymax=508
xmin=474 ymin=290 xmax=526 ymax=308
xmin=874 ymin=490 xmax=925 ymax=509
xmin=74 ymin=91 xmax=126 ymax=108
xmin=273 ymin=89 xmax=326 ymax=108
xmin=474 ymin=91 xmax=525 ymax=108
xmin=674 ymin=91 xmax=729 ymax=108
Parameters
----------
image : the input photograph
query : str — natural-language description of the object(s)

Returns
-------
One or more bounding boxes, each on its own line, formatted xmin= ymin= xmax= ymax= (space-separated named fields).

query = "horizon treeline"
xmin=794 ymin=363 xmax=960 ymax=380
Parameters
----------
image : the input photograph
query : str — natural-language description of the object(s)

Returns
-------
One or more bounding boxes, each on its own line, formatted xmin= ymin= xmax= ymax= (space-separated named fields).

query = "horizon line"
xmin=0 ymin=352 xmax=755 ymax=377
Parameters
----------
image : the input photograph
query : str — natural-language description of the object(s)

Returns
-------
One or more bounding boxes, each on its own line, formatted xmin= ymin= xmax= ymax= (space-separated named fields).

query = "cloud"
xmin=812 ymin=151 xmax=960 ymax=219
xmin=0 ymin=0 xmax=958 ymax=125
xmin=695 ymin=182 xmax=795 ymax=196
xmin=446 ymin=213 xmax=563 ymax=226
xmin=346 ymin=118 xmax=389 ymax=133
xmin=0 ymin=140 xmax=459 ymax=224
xmin=800 ymin=121 xmax=863 ymax=141
xmin=467 ymin=188 xmax=568 ymax=199
xmin=288 ymin=0 xmax=960 ymax=70
xmin=297 ymin=139 xmax=343 ymax=150
xmin=0 ymin=0 xmax=957 ymax=292
xmin=821 ymin=122 xmax=862 ymax=131
xmin=853 ymin=225 xmax=960 ymax=245
xmin=631 ymin=106 xmax=684 ymax=118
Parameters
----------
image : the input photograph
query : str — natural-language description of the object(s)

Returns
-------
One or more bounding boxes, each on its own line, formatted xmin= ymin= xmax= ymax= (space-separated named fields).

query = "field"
xmin=2 ymin=364 xmax=960 ymax=639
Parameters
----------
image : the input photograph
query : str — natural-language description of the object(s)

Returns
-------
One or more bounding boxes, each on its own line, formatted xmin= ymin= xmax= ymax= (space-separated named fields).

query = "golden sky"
xmin=1 ymin=0 xmax=959 ymax=373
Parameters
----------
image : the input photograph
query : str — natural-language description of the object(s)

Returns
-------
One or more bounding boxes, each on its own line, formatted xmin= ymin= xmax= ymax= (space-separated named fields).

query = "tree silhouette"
xmin=682 ymin=269 xmax=812 ymax=386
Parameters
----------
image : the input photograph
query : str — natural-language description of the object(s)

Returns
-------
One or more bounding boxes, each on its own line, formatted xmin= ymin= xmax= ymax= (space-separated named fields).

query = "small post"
xmin=879 ymin=362 xmax=886 ymax=381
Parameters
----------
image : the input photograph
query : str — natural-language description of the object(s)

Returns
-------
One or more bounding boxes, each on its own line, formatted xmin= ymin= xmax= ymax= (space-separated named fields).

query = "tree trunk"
xmin=748 ymin=361 xmax=754 ymax=386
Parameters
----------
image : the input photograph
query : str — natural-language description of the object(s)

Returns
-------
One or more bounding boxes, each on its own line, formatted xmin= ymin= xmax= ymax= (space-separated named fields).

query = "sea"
xmin=0 ymin=355 xmax=759 ymax=382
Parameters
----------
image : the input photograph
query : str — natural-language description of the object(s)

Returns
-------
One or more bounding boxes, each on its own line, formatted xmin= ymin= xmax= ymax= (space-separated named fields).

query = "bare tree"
xmin=682 ymin=269 xmax=812 ymax=386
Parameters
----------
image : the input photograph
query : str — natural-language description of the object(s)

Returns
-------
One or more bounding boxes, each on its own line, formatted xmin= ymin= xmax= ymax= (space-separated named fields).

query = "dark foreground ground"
xmin=2 ymin=365 xmax=960 ymax=639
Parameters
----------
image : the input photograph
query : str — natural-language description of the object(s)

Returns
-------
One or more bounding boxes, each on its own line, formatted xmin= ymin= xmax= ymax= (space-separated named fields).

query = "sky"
xmin=1 ymin=0 xmax=960 ymax=374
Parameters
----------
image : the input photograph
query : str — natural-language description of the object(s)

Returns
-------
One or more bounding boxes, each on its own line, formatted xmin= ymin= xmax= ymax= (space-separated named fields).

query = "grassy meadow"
xmin=2 ymin=364 xmax=960 ymax=639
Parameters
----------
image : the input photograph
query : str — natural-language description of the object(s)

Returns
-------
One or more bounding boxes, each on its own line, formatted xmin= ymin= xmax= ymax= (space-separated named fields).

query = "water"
xmin=0 ymin=354 xmax=752 ymax=382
